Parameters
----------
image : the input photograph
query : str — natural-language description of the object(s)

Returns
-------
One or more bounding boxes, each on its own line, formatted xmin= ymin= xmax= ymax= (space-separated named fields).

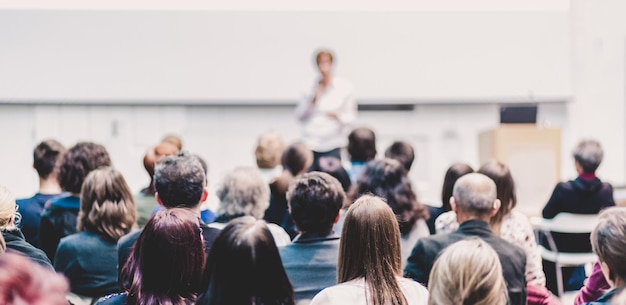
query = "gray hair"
xmin=217 ymin=167 xmax=270 ymax=219
xmin=591 ymin=206 xmax=626 ymax=284
xmin=452 ymin=173 xmax=497 ymax=215
xmin=573 ymin=139 xmax=603 ymax=173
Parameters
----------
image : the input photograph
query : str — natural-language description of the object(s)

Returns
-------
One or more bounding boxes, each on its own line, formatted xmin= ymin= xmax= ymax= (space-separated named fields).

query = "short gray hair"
xmin=217 ymin=167 xmax=270 ymax=219
xmin=573 ymin=139 xmax=603 ymax=173
xmin=452 ymin=173 xmax=497 ymax=215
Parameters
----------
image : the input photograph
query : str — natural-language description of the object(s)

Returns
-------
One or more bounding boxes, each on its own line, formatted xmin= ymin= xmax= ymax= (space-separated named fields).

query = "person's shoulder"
xmin=397 ymin=277 xmax=429 ymax=302
xmin=94 ymin=293 xmax=128 ymax=305
xmin=118 ymin=230 xmax=141 ymax=248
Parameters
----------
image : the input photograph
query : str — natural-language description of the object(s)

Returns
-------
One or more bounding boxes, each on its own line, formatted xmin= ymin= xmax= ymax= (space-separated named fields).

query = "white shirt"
xmin=295 ymin=77 xmax=357 ymax=152
xmin=310 ymin=276 xmax=429 ymax=305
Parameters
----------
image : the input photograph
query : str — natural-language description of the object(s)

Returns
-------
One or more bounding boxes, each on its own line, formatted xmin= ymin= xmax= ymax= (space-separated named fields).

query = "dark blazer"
xmin=279 ymin=233 xmax=340 ymax=301
xmin=16 ymin=192 xmax=63 ymax=247
xmin=3 ymin=228 xmax=53 ymax=269
xmin=404 ymin=219 xmax=527 ymax=305
xmin=542 ymin=177 xmax=614 ymax=252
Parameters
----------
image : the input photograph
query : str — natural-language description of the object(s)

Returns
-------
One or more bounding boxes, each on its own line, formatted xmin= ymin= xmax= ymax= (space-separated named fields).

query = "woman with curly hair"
xmin=349 ymin=158 xmax=429 ymax=265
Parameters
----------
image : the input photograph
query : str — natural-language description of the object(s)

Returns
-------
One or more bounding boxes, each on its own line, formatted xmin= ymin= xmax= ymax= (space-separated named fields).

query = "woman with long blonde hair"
xmin=428 ymin=238 xmax=507 ymax=305
xmin=310 ymin=195 xmax=428 ymax=305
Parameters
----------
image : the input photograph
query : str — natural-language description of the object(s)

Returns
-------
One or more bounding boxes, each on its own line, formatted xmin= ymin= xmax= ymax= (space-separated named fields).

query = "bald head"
xmin=452 ymin=173 xmax=499 ymax=217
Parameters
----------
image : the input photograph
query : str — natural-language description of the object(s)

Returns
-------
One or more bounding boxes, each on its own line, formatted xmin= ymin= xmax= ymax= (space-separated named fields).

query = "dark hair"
xmin=384 ymin=141 xmax=415 ymax=171
xmin=347 ymin=127 xmax=377 ymax=162
xmin=287 ymin=172 xmax=345 ymax=236
xmin=478 ymin=160 xmax=516 ymax=233
xmin=121 ymin=208 xmax=206 ymax=305
xmin=281 ymin=142 xmax=312 ymax=176
xmin=441 ymin=163 xmax=474 ymax=212
xmin=350 ymin=158 xmax=428 ymax=235
xmin=78 ymin=167 xmax=136 ymax=242
xmin=309 ymin=156 xmax=352 ymax=192
xmin=58 ymin=142 xmax=112 ymax=194
xmin=197 ymin=217 xmax=294 ymax=305
xmin=33 ymin=139 xmax=66 ymax=180
xmin=154 ymin=155 xmax=206 ymax=209
xmin=315 ymin=49 xmax=334 ymax=64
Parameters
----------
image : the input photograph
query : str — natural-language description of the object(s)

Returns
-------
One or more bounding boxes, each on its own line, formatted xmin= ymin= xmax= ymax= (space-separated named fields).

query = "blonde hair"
xmin=77 ymin=167 xmax=136 ymax=242
xmin=428 ymin=238 xmax=507 ymax=305
xmin=338 ymin=195 xmax=407 ymax=305
xmin=0 ymin=233 xmax=5 ymax=254
xmin=255 ymin=130 xmax=285 ymax=169
xmin=0 ymin=185 xmax=17 ymax=230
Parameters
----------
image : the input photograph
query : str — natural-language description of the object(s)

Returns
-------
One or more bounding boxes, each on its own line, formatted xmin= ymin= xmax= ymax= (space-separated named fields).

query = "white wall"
xmin=0 ymin=102 xmax=568 ymax=209
xmin=567 ymin=0 xmax=626 ymax=185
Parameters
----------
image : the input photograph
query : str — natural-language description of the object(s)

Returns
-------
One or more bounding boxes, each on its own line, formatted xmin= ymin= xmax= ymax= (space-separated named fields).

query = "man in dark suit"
xmin=117 ymin=154 xmax=220 ymax=273
xmin=404 ymin=173 xmax=527 ymax=305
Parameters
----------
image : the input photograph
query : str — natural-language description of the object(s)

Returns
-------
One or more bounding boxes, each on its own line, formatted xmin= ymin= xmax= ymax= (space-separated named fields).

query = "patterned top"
xmin=435 ymin=209 xmax=546 ymax=287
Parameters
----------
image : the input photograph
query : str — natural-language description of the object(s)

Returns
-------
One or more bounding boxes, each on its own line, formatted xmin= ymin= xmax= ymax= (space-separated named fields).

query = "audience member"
xmin=425 ymin=162 xmax=473 ymax=234
xmin=542 ymin=139 xmax=614 ymax=293
xmin=40 ymin=141 xmax=111 ymax=261
xmin=96 ymin=208 xmax=206 ymax=305
xmin=210 ymin=166 xmax=291 ymax=246
xmin=404 ymin=173 xmax=527 ymax=305
xmin=0 ymin=252 xmax=69 ymax=305
xmin=17 ymin=139 xmax=66 ymax=247
xmin=150 ymin=153 xmax=216 ymax=224
xmin=255 ymin=130 xmax=286 ymax=184
xmin=428 ymin=238 xmax=507 ymax=305
xmin=346 ymin=127 xmax=376 ymax=184
xmin=0 ymin=184 xmax=52 ymax=269
xmin=437 ymin=160 xmax=546 ymax=287
xmin=310 ymin=156 xmax=351 ymax=192
xmin=385 ymin=140 xmax=415 ymax=172
xmin=161 ymin=134 xmax=183 ymax=150
xmin=117 ymin=154 xmax=220 ymax=273
xmin=196 ymin=216 xmax=295 ymax=305
xmin=135 ymin=140 xmax=179 ymax=227
xmin=54 ymin=167 xmax=136 ymax=299
xmin=311 ymin=195 xmax=428 ymax=305
xmin=295 ymin=49 xmax=357 ymax=163
xmin=580 ymin=206 xmax=626 ymax=304
xmin=263 ymin=142 xmax=313 ymax=238
xmin=350 ymin=158 xmax=429 ymax=265
xmin=279 ymin=172 xmax=345 ymax=301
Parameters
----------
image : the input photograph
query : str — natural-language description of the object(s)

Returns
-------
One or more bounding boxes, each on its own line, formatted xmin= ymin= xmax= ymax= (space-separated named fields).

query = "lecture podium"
xmin=478 ymin=124 xmax=561 ymax=216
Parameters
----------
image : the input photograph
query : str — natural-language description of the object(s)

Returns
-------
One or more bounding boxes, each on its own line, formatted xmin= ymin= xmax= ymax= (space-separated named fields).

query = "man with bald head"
xmin=404 ymin=173 xmax=527 ymax=305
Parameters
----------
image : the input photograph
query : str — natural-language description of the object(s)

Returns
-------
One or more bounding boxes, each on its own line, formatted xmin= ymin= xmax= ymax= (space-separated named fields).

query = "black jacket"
xmin=542 ymin=177 xmax=614 ymax=252
xmin=3 ymin=228 xmax=53 ymax=269
xmin=404 ymin=219 xmax=527 ymax=305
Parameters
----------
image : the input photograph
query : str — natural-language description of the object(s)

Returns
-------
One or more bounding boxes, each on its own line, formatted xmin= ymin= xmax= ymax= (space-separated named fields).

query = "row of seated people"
xmin=0 ymin=132 xmax=616 ymax=305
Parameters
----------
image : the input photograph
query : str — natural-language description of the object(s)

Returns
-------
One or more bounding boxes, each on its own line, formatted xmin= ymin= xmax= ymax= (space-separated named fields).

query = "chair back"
xmin=530 ymin=213 xmax=599 ymax=234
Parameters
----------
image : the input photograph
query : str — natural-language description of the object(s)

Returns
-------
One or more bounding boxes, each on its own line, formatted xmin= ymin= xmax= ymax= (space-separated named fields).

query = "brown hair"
xmin=338 ymin=195 xmax=407 ymax=305
xmin=59 ymin=141 xmax=112 ymax=194
xmin=0 ymin=252 xmax=69 ymax=305
xmin=78 ymin=167 xmax=136 ymax=242
xmin=33 ymin=139 xmax=66 ymax=180
xmin=478 ymin=160 xmax=516 ymax=235
xmin=441 ymin=163 xmax=474 ymax=212
xmin=255 ymin=130 xmax=285 ymax=169
xmin=315 ymin=49 xmax=334 ymax=64
xmin=591 ymin=206 xmax=626 ymax=286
